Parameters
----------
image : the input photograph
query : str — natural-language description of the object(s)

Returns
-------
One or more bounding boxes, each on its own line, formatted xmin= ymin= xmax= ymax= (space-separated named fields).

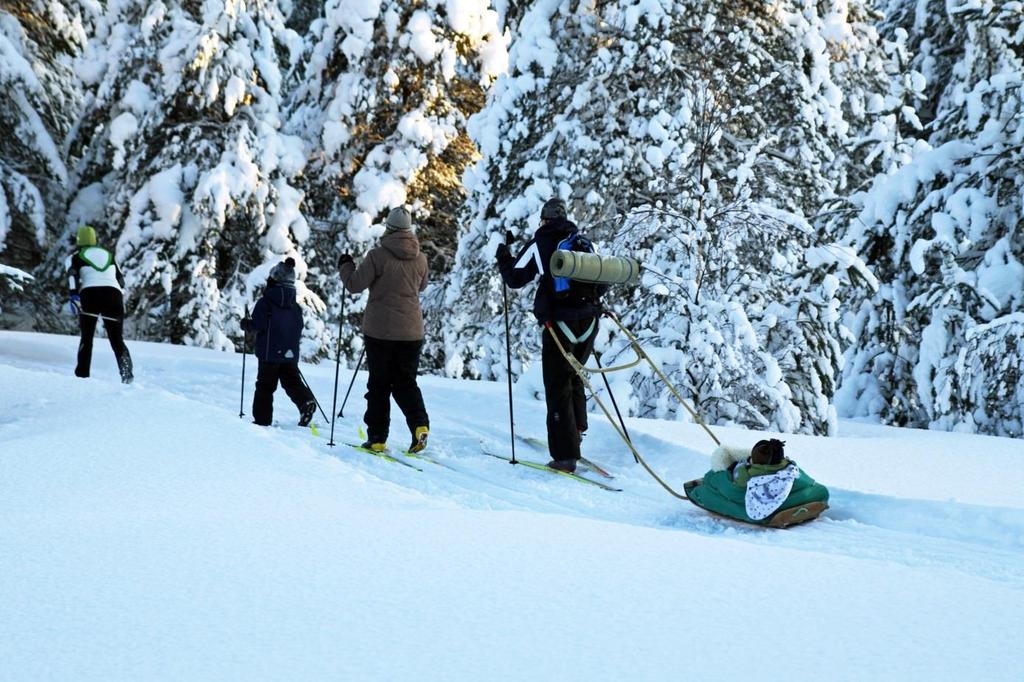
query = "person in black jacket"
xmin=496 ymin=198 xmax=602 ymax=473
xmin=242 ymin=258 xmax=316 ymax=427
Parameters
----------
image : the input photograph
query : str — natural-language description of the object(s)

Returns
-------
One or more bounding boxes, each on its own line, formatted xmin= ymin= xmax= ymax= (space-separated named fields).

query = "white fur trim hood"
xmin=710 ymin=444 xmax=750 ymax=471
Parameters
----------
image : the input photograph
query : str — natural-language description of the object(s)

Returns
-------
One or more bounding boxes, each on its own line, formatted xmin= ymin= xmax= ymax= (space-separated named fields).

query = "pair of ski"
xmin=289 ymin=422 xmax=443 ymax=471
xmin=342 ymin=427 xmax=455 ymax=472
xmin=310 ymin=422 xmax=619 ymax=492
xmin=480 ymin=435 xmax=621 ymax=492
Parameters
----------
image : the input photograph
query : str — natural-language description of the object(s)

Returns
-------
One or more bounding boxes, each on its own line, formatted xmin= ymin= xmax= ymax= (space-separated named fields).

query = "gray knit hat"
xmin=540 ymin=198 xmax=567 ymax=220
xmin=385 ymin=207 xmax=413 ymax=231
xmin=269 ymin=257 xmax=296 ymax=284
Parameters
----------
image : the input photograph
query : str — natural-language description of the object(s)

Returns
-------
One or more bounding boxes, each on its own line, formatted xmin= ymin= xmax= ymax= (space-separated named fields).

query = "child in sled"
xmin=686 ymin=439 xmax=829 ymax=527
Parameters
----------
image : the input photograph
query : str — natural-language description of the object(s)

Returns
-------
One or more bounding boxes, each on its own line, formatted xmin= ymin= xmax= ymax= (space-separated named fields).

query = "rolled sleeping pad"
xmin=549 ymin=250 xmax=641 ymax=285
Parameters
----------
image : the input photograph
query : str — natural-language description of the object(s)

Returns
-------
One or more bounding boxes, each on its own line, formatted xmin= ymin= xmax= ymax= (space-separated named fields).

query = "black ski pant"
xmin=363 ymin=336 xmax=429 ymax=443
xmin=76 ymin=286 xmax=133 ymax=382
xmin=252 ymin=360 xmax=315 ymax=426
xmin=541 ymin=317 xmax=597 ymax=462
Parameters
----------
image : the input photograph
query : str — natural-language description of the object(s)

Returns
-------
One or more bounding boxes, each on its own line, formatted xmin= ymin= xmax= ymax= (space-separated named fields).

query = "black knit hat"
xmin=269 ymin=257 xmax=296 ymax=284
xmin=540 ymin=198 xmax=567 ymax=220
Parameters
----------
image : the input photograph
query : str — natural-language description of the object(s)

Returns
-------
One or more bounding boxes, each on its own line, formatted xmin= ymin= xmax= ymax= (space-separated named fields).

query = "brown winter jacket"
xmin=340 ymin=231 xmax=428 ymax=341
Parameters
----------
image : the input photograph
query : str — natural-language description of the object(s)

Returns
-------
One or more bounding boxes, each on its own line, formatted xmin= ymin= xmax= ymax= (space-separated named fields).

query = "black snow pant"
xmin=541 ymin=317 xmax=597 ymax=462
xmin=363 ymin=336 xmax=429 ymax=444
xmin=76 ymin=286 xmax=133 ymax=383
xmin=252 ymin=360 xmax=315 ymax=426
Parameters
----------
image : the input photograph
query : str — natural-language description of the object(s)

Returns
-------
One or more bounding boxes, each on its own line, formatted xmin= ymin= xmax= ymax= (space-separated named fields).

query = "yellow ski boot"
xmin=408 ymin=426 xmax=429 ymax=453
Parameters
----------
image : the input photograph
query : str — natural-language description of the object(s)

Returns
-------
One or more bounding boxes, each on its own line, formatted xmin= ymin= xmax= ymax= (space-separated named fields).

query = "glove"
xmin=241 ymin=316 xmax=252 ymax=332
xmin=337 ymin=253 xmax=354 ymax=268
xmin=68 ymin=295 xmax=81 ymax=315
xmin=495 ymin=243 xmax=511 ymax=263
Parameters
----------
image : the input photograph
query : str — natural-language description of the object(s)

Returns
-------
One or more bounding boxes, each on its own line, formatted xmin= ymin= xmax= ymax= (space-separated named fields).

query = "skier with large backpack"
xmin=66 ymin=225 xmax=133 ymax=384
xmin=496 ymin=198 xmax=604 ymax=473
xmin=242 ymin=257 xmax=317 ymax=427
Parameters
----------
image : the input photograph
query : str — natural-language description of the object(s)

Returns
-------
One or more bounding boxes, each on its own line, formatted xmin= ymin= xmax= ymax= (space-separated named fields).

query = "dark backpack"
xmin=551 ymin=231 xmax=601 ymax=306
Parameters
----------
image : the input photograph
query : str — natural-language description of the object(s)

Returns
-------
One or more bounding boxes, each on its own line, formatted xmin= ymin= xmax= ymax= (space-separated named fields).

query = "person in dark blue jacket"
xmin=496 ymin=198 xmax=603 ymax=472
xmin=242 ymin=258 xmax=316 ymax=427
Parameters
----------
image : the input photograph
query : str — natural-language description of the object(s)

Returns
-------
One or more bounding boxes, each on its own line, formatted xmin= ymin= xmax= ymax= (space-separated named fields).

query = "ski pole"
xmin=239 ymin=306 xmax=249 ymax=418
xmin=337 ymin=348 xmax=365 ymax=418
xmin=78 ymin=310 xmax=122 ymax=323
xmin=502 ymin=230 xmax=517 ymax=465
xmin=328 ymin=294 xmax=346 ymax=447
xmin=594 ymin=351 xmax=637 ymax=462
xmin=297 ymin=368 xmax=330 ymax=422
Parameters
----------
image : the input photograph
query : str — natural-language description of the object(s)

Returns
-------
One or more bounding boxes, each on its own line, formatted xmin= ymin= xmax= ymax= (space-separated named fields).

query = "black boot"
xmin=119 ymin=353 xmax=134 ymax=385
xmin=547 ymin=459 xmax=578 ymax=473
xmin=298 ymin=399 xmax=316 ymax=427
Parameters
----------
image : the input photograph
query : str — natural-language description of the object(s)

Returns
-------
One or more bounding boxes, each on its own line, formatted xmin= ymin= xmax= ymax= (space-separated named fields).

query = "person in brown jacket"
xmin=338 ymin=207 xmax=430 ymax=453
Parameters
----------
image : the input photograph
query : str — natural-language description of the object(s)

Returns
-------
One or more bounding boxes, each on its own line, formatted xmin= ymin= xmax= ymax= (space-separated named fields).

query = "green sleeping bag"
xmin=684 ymin=460 xmax=829 ymax=528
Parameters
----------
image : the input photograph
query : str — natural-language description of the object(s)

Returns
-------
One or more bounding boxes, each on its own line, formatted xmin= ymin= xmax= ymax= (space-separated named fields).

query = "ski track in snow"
xmin=4 ymin=332 xmax=1021 ymax=593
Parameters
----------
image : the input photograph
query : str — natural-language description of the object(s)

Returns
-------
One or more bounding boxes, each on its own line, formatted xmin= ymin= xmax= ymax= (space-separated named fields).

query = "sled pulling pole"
xmin=603 ymin=312 xmax=720 ymax=447
xmin=594 ymin=352 xmax=637 ymax=463
xmin=543 ymin=312 xmax=721 ymax=500
xmin=544 ymin=323 xmax=687 ymax=500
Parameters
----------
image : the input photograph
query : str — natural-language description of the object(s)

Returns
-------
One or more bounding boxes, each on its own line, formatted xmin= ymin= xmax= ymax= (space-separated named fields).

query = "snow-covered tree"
xmin=285 ymin=0 xmax=507 ymax=363
xmin=441 ymin=1 xmax=890 ymax=435
xmin=837 ymin=1 xmax=1024 ymax=436
xmin=950 ymin=314 xmax=1024 ymax=438
xmin=0 ymin=0 xmax=90 ymax=275
xmin=0 ymin=263 xmax=34 ymax=319
xmin=56 ymin=0 xmax=324 ymax=351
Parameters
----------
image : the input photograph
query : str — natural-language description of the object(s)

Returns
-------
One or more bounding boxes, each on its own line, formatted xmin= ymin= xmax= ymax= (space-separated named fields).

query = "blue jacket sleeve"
xmin=249 ymin=298 xmax=269 ymax=331
xmin=497 ymin=238 xmax=540 ymax=289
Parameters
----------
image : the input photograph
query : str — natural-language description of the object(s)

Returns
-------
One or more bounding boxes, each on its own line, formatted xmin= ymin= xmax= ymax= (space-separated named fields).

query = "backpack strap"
xmin=552 ymin=232 xmax=580 ymax=295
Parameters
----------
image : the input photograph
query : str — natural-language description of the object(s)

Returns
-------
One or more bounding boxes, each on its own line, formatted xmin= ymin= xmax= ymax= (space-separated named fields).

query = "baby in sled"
xmin=684 ymin=439 xmax=829 ymax=528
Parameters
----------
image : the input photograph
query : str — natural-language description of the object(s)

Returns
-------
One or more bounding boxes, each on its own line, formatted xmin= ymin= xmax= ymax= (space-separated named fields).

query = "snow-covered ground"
xmin=1 ymin=331 xmax=1021 ymax=680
